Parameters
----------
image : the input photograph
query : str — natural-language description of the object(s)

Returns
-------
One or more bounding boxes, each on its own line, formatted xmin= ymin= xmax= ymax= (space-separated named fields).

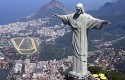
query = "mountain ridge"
xmin=30 ymin=0 xmax=70 ymax=19
xmin=87 ymin=0 xmax=125 ymax=31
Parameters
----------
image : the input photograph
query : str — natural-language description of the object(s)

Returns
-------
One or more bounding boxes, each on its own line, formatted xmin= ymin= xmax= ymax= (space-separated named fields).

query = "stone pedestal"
xmin=68 ymin=71 xmax=91 ymax=80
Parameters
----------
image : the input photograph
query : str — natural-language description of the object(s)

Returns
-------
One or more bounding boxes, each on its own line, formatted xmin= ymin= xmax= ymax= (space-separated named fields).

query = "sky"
xmin=0 ymin=0 xmax=113 ymax=11
xmin=0 ymin=0 xmax=112 ymax=25
xmin=60 ymin=0 xmax=112 ymax=10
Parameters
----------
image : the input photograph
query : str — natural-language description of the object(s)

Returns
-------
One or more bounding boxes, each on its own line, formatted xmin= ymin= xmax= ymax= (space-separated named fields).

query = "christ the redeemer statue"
xmin=54 ymin=3 xmax=111 ymax=79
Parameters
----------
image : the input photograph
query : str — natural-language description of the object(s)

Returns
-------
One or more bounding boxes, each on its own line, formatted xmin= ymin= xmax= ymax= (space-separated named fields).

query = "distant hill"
xmin=87 ymin=0 xmax=125 ymax=30
xmin=32 ymin=0 xmax=70 ymax=19
xmin=87 ymin=0 xmax=125 ymax=51
xmin=23 ymin=0 xmax=71 ymax=27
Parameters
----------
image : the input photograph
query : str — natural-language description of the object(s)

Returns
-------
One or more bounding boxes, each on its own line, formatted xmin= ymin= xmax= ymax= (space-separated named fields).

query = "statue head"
xmin=76 ymin=3 xmax=84 ymax=14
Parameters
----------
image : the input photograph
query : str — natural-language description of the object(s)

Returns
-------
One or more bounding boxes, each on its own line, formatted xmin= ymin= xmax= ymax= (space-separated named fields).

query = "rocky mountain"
xmin=32 ymin=0 xmax=70 ymax=19
xmin=25 ymin=0 xmax=71 ymax=27
xmin=18 ymin=0 xmax=71 ymax=27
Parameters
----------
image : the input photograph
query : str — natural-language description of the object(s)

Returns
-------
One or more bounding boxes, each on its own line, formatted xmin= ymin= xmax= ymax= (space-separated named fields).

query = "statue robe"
xmin=57 ymin=13 xmax=105 ymax=75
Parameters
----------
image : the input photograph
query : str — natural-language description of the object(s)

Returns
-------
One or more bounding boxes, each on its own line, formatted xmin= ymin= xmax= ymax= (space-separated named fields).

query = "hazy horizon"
xmin=0 ymin=0 xmax=112 ymax=25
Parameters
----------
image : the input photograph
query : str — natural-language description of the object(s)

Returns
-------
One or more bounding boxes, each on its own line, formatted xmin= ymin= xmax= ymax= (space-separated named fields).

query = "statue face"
xmin=76 ymin=8 xmax=82 ymax=14
xmin=76 ymin=3 xmax=84 ymax=14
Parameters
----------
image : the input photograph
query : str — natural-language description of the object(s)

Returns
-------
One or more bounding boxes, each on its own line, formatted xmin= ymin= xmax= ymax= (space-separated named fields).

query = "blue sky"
xmin=0 ymin=0 xmax=112 ymax=25
xmin=60 ymin=0 xmax=112 ymax=10
xmin=0 ymin=0 xmax=112 ymax=11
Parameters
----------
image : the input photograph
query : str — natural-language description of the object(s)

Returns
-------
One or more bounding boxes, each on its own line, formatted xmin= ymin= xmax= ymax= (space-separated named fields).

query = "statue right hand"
xmin=103 ymin=20 xmax=111 ymax=25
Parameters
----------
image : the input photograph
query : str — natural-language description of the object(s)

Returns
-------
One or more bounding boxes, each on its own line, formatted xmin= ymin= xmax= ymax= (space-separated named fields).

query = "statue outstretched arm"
xmin=86 ymin=14 xmax=111 ymax=29
xmin=53 ymin=14 xmax=67 ymax=19
xmin=53 ymin=14 xmax=60 ymax=18
xmin=102 ymin=20 xmax=111 ymax=25
xmin=53 ymin=14 xmax=70 ymax=25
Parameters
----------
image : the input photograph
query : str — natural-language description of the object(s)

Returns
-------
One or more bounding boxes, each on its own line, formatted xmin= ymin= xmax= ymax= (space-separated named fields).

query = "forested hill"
xmin=87 ymin=0 xmax=125 ymax=30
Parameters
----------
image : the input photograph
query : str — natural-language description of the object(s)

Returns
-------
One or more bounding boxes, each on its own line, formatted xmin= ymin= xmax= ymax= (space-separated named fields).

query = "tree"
xmin=108 ymin=71 xmax=125 ymax=80
xmin=88 ymin=66 xmax=107 ymax=74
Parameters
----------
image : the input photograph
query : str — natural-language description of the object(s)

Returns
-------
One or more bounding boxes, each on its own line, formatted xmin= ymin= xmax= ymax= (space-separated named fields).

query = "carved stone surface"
xmin=68 ymin=72 xmax=96 ymax=80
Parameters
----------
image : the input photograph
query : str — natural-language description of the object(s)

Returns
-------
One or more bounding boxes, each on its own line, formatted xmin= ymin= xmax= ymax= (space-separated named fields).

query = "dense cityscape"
xmin=0 ymin=17 xmax=125 ymax=79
